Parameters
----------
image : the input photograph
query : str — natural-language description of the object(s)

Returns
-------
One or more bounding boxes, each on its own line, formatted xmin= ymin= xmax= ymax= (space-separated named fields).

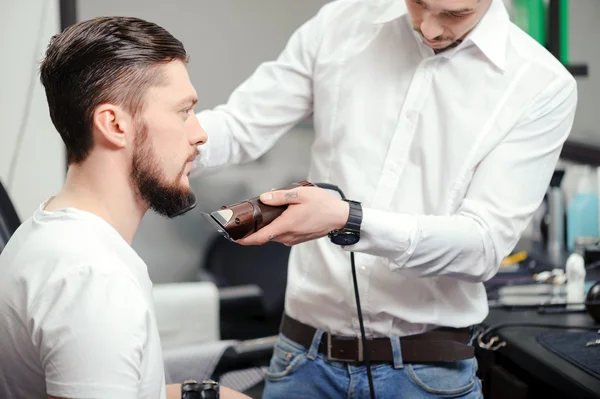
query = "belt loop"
xmin=307 ymin=328 xmax=325 ymax=360
xmin=468 ymin=325 xmax=476 ymax=345
xmin=390 ymin=336 xmax=403 ymax=369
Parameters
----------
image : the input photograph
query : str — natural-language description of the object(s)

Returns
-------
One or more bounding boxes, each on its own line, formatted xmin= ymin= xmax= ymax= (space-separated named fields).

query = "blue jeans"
xmin=262 ymin=330 xmax=483 ymax=399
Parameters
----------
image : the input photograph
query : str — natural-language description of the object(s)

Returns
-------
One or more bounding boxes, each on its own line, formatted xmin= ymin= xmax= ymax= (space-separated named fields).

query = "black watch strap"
xmin=182 ymin=379 xmax=219 ymax=399
xmin=343 ymin=199 xmax=362 ymax=233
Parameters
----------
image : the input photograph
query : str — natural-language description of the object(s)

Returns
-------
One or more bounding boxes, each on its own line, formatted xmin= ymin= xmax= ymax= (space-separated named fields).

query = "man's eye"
xmin=448 ymin=13 xmax=468 ymax=19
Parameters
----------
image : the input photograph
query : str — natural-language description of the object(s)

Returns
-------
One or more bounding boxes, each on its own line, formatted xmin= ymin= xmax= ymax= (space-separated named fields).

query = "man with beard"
xmin=0 ymin=16 xmax=248 ymax=399
xmin=194 ymin=0 xmax=578 ymax=397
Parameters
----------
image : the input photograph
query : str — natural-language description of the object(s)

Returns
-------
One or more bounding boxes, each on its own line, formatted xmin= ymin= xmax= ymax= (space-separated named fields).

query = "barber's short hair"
xmin=40 ymin=16 xmax=188 ymax=164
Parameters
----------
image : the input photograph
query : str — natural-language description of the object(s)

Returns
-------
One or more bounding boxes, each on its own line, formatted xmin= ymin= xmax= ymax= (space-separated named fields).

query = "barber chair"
xmin=0 ymin=180 xmax=21 ymax=254
xmin=199 ymin=233 xmax=292 ymax=340
xmin=154 ymin=282 xmax=273 ymax=396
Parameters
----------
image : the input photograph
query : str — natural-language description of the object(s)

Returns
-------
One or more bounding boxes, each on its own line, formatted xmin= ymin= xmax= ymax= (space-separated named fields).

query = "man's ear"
xmin=91 ymin=104 xmax=134 ymax=149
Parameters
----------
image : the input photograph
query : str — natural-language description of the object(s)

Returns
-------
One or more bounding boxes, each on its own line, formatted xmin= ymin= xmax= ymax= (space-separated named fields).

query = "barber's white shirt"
xmin=195 ymin=0 xmax=577 ymax=337
xmin=0 ymin=202 xmax=166 ymax=399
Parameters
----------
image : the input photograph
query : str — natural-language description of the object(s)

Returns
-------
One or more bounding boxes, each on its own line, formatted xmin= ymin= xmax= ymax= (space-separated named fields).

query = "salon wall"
xmin=565 ymin=0 xmax=600 ymax=148
xmin=0 ymin=0 xmax=65 ymax=220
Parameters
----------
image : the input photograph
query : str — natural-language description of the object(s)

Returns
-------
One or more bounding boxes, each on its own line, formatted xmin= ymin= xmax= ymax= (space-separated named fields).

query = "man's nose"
xmin=420 ymin=14 xmax=444 ymax=41
xmin=188 ymin=114 xmax=208 ymax=146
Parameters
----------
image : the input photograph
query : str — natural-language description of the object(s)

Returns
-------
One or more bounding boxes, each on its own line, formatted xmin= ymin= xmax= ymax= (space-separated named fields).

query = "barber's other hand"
xmin=236 ymin=187 xmax=349 ymax=246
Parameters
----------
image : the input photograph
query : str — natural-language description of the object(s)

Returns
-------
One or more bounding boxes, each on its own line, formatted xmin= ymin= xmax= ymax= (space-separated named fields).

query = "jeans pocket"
xmin=264 ymin=334 xmax=309 ymax=380
xmin=406 ymin=358 xmax=477 ymax=398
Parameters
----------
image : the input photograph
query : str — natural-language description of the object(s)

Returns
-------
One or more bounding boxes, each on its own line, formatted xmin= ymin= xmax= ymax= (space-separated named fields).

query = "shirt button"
xmin=386 ymin=163 xmax=399 ymax=173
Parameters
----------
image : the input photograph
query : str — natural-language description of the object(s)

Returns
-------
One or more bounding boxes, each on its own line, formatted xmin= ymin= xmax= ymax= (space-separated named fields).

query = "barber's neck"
xmin=45 ymin=153 xmax=147 ymax=245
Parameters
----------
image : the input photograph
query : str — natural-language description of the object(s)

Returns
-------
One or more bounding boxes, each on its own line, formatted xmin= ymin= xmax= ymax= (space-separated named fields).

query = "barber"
xmin=193 ymin=0 xmax=578 ymax=397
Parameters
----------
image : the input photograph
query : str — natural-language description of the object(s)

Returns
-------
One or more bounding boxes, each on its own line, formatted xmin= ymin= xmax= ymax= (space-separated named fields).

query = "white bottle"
xmin=565 ymin=253 xmax=586 ymax=309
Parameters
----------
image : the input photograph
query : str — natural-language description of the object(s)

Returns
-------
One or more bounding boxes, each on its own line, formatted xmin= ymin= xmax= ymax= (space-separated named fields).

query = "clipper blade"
xmin=202 ymin=211 xmax=233 ymax=241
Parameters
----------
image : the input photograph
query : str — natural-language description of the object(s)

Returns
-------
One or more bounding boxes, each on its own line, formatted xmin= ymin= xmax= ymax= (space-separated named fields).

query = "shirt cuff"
xmin=341 ymin=207 xmax=419 ymax=268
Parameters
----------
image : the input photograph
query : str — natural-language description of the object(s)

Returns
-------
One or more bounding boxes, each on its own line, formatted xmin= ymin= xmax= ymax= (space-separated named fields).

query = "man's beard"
xmin=413 ymin=28 xmax=463 ymax=54
xmin=130 ymin=123 xmax=196 ymax=218
xmin=432 ymin=39 xmax=463 ymax=54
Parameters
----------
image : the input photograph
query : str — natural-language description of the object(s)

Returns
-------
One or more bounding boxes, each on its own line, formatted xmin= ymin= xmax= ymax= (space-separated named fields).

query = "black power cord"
xmin=315 ymin=183 xmax=376 ymax=399
xmin=350 ymin=251 xmax=376 ymax=399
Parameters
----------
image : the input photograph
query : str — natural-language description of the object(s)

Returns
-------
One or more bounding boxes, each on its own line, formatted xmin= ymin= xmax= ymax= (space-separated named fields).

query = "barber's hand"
xmin=236 ymin=187 xmax=349 ymax=246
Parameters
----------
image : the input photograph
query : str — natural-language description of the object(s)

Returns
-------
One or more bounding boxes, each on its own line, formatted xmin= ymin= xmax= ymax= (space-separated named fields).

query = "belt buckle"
xmin=327 ymin=334 xmax=363 ymax=362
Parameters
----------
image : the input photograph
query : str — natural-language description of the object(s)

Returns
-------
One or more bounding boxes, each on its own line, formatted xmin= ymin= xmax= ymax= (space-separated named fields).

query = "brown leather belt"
xmin=280 ymin=314 xmax=474 ymax=364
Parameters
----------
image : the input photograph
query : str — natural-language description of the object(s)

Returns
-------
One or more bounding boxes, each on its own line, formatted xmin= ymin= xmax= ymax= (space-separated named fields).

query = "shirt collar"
xmin=373 ymin=0 xmax=510 ymax=71
xmin=463 ymin=0 xmax=510 ymax=71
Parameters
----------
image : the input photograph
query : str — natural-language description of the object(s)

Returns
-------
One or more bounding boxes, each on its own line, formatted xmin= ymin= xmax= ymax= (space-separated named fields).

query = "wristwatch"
xmin=181 ymin=379 xmax=220 ymax=399
xmin=329 ymin=199 xmax=362 ymax=246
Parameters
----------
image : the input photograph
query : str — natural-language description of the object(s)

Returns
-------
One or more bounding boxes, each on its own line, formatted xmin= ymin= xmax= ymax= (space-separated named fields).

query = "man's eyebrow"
xmin=417 ymin=0 xmax=476 ymax=13
xmin=177 ymin=96 xmax=198 ymax=108
xmin=446 ymin=7 xmax=474 ymax=13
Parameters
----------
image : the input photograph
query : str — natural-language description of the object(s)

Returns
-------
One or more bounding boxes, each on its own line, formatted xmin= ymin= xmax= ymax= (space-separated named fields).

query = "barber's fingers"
xmin=260 ymin=189 xmax=302 ymax=206
xmin=236 ymin=216 xmax=291 ymax=246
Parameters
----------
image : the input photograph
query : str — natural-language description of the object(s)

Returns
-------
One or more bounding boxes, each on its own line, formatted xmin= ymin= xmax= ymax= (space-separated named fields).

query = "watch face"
xmin=331 ymin=232 xmax=360 ymax=246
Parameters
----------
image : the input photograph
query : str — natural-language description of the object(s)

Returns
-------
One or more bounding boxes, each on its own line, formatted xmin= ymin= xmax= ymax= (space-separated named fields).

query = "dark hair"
xmin=39 ymin=16 xmax=188 ymax=164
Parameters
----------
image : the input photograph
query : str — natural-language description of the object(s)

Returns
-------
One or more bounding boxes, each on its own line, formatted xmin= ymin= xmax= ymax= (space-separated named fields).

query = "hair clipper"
xmin=203 ymin=180 xmax=315 ymax=241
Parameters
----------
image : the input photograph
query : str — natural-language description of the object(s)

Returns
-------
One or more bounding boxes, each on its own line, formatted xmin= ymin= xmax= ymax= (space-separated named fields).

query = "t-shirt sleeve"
xmin=28 ymin=266 xmax=150 ymax=399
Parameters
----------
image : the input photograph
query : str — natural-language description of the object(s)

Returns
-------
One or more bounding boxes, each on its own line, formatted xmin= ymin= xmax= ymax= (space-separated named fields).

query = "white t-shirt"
xmin=0 ymin=202 xmax=167 ymax=399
